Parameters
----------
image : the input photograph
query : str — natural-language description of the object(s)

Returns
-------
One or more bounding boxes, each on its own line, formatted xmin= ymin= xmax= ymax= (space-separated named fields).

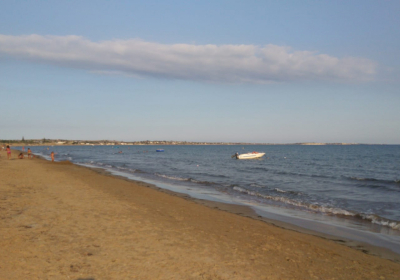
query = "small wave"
xmin=191 ymin=172 xmax=228 ymax=179
xmin=189 ymin=178 xmax=217 ymax=186
xmin=251 ymin=167 xmax=270 ymax=172
xmin=155 ymin=173 xmax=190 ymax=181
xmin=233 ymin=186 xmax=319 ymax=211
xmin=115 ymin=166 xmax=138 ymax=174
xmin=350 ymin=177 xmax=378 ymax=182
xmin=154 ymin=173 xmax=218 ymax=186
xmin=349 ymin=177 xmax=399 ymax=185
xmin=232 ymin=187 xmax=400 ymax=231
xmin=86 ymin=161 xmax=114 ymax=169
xmin=84 ymin=161 xmax=138 ymax=175
xmin=274 ymin=188 xmax=302 ymax=195
xmin=273 ymin=170 xmax=332 ymax=179
xmin=133 ymin=169 xmax=145 ymax=174
xmin=355 ymin=214 xmax=400 ymax=230
xmin=348 ymin=177 xmax=400 ymax=192
xmin=250 ymin=183 xmax=266 ymax=188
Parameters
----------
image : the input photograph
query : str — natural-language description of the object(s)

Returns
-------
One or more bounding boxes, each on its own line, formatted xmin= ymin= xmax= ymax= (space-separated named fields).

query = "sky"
xmin=1 ymin=0 xmax=399 ymax=144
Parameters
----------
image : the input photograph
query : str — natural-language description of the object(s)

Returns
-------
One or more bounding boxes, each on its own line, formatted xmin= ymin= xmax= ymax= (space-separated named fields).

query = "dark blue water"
xmin=20 ymin=144 xmax=400 ymax=250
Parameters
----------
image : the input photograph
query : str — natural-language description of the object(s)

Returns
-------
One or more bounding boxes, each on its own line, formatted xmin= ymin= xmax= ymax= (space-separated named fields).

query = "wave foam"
xmin=154 ymin=173 xmax=217 ymax=186
xmin=233 ymin=187 xmax=400 ymax=231
xmin=155 ymin=173 xmax=190 ymax=181
xmin=274 ymin=188 xmax=302 ymax=195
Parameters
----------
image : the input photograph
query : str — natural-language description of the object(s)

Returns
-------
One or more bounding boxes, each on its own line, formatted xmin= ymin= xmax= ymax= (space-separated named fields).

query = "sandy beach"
xmin=1 ymin=149 xmax=400 ymax=279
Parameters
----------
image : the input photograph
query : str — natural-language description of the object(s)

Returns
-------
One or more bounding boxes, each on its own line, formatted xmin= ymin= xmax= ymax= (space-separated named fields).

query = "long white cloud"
xmin=0 ymin=34 xmax=376 ymax=83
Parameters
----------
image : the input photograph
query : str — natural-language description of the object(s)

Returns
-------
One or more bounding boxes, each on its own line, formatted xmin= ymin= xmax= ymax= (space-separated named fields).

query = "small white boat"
xmin=234 ymin=152 xmax=265 ymax=159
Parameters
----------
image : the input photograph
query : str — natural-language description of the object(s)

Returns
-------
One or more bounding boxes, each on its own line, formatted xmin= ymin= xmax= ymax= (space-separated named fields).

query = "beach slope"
xmin=1 ymin=150 xmax=400 ymax=279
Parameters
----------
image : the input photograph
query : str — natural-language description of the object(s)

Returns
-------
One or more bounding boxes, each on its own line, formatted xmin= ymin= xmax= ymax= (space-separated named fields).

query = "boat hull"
xmin=237 ymin=152 xmax=265 ymax=159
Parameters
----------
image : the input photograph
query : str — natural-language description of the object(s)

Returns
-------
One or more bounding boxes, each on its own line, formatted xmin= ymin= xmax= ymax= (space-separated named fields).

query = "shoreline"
xmin=88 ymin=163 xmax=400 ymax=260
xmin=9 ymin=148 xmax=400 ymax=259
xmin=15 ymin=145 xmax=400 ymax=258
xmin=2 ymin=149 xmax=400 ymax=279
xmin=82 ymin=163 xmax=400 ymax=263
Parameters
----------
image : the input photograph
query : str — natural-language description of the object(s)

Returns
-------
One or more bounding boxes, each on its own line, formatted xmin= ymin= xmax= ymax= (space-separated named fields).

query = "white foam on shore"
xmin=233 ymin=186 xmax=400 ymax=231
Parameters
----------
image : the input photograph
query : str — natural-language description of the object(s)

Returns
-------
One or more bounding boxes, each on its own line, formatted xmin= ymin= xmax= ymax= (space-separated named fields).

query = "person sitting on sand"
xmin=6 ymin=145 xmax=11 ymax=160
xmin=51 ymin=151 xmax=55 ymax=162
xmin=27 ymin=148 xmax=32 ymax=159
xmin=18 ymin=153 xmax=24 ymax=159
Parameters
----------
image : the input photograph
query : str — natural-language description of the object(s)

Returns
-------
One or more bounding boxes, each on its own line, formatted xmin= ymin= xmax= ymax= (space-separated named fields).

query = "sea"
xmin=15 ymin=144 xmax=400 ymax=254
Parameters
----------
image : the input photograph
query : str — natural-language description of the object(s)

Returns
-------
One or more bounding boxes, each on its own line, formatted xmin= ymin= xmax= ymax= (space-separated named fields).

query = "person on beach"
xmin=51 ymin=151 xmax=55 ymax=162
xmin=6 ymin=145 xmax=11 ymax=160
xmin=27 ymin=148 xmax=32 ymax=159
xmin=18 ymin=153 xmax=24 ymax=159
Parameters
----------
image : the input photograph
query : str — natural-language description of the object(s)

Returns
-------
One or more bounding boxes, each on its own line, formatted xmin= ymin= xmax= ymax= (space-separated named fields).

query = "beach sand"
xmin=1 ymin=149 xmax=400 ymax=279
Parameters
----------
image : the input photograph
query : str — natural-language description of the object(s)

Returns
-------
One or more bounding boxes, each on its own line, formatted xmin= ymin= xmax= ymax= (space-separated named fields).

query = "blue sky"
xmin=1 ymin=0 xmax=399 ymax=144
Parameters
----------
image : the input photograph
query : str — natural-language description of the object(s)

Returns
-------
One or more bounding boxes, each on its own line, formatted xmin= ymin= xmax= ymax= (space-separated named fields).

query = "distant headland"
xmin=1 ymin=138 xmax=367 ymax=146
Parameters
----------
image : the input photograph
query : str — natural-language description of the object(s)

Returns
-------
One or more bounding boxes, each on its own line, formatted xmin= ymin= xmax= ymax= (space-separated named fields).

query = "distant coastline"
xmin=1 ymin=139 xmax=393 ymax=146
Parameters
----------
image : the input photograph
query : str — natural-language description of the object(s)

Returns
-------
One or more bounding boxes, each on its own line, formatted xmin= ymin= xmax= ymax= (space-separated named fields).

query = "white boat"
xmin=234 ymin=152 xmax=265 ymax=159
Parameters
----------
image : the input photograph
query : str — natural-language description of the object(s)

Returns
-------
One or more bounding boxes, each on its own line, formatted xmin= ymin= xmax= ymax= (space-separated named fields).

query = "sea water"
xmin=19 ymin=144 xmax=400 ymax=253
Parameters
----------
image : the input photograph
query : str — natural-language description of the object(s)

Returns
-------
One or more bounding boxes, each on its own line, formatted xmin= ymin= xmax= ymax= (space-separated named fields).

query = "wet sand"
xmin=1 ymin=149 xmax=400 ymax=279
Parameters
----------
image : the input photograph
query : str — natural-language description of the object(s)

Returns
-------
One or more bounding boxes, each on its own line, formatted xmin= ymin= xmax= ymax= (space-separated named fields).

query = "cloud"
xmin=0 ymin=34 xmax=376 ymax=83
